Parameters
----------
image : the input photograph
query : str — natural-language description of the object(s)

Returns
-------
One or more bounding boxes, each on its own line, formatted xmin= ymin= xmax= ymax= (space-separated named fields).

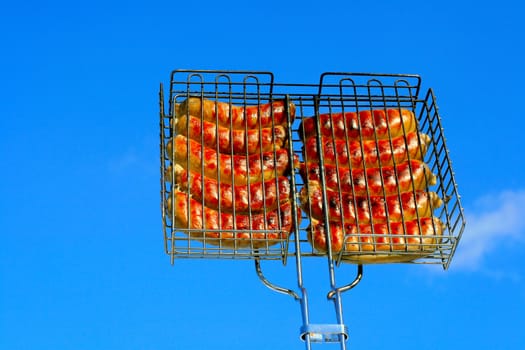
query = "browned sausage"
xmin=166 ymin=190 xmax=298 ymax=248
xmin=165 ymin=135 xmax=291 ymax=185
xmin=302 ymin=132 xmax=430 ymax=168
xmin=308 ymin=217 xmax=444 ymax=254
xmin=169 ymin=163 xmax=291 ymax=213
xmin=300 ymin=181 xmax=443 ymax=224
xmin=298 ymin=159 xmax=436 ymax=196
xmin=173 ymin=114 xmax=287 ymax=155
xmin=299 ymin=108 xmax=417 ymax=141
xmin=177 ymin=97 xmax=295 ymax=130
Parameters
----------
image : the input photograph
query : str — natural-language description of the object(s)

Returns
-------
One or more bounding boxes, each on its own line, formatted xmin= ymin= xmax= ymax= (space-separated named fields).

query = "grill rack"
xmin=159 ymin=70 xmax=466 ymax=348
xmin=160 ymin=69 xmax=465 ymax=268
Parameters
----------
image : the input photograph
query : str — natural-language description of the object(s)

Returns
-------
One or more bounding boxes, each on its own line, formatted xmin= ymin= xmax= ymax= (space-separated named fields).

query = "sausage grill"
xmin=160 ymin=70 xmax=465 ymax=268
xmin=159 ymin=70 xmax=466 ymax=347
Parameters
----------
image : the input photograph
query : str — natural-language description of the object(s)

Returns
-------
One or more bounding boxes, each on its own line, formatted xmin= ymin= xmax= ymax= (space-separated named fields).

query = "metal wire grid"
xmin=160 ymin=70 xmax=295 ymax=263
xmin=417 ymin=88 xmax=465 ymax=268
xmin=159 ymin=70 xmax=465 ymax=269
xmin=294 ymin=73 xmax=465 ymax=269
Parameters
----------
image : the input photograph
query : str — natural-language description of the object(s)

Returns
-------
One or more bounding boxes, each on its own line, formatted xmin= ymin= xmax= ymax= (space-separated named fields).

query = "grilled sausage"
xmin=173 ymin=114 xmax=287 ymax=155
xmin=300 ymin=181 xmax=443 ymax=224
xmin=165 ymin=135 xmax=290 ymax=185
xmin=299 ymin=108 xmax=417 ymax=141
xmin=166 ymin=190 xmax=298 ymax=248
xmin=303 ymin=132 xmax=430 ymax=168
xmin=299 ymin=160 xmax=436 ymax=196
xmin=177 ymin=97 xmax=295 ymax=130
xmin=308 ymin=217 xmax=444 ymax=255
xmin=170 ymin=164 xmax=291 ymax=213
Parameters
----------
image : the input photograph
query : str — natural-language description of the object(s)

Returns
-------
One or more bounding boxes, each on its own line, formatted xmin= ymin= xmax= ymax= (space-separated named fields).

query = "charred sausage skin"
xmin=302 ymin=132 xmax=430 ymax=169
xmin=308 ymin=217 xmax=444 ymax=254
xmin=167 ymin=190 xmax=298 ymax=248
xmin=299 ymin=160 xmax=436 ymax=196
xmin=299 ymin=108 xmax=416 ymax=141
xmin=170 ymin=164 xmax=291 ymax=213
xmin=173 ymin=114 xmax=287 ymax=155
xmin=177 ymin=97 xmax=295 ymax=130
xmin=166 ymin=135 xmax=291 ymax=185
xmin=300 ymin=181 xmax=442 ymax=224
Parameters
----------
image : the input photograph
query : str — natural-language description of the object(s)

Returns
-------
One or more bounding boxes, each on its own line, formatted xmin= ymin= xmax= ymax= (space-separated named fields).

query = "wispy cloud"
xmin=108 ymin=149 xmax=145 ymax=173
xmin=107 ymin=136 xmax=158 ymax=176
xmin=452 ymin=189 xmax=525 ymax=270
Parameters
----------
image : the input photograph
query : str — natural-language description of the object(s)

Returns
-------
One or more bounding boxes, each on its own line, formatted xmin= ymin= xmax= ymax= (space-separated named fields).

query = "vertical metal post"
xmin=299 ymin=96 xmax=349 ymax=348
xmin=283 ymin=95 xmax=312 ymax=350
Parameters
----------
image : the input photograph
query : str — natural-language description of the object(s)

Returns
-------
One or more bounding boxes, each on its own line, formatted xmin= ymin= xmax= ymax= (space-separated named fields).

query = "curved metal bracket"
xmin=327 ymin=264 xmax=363 ymax=300
xmin=255 ymin=258 xmax=300 ymax=300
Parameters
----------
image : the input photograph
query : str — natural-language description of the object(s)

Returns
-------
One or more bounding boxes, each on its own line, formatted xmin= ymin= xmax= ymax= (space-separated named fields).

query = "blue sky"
xmin=1 ymin=0 xmax=524 ymax=349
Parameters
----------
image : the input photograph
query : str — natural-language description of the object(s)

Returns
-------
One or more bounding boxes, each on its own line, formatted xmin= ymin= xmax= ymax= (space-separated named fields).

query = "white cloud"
xmin=452 ymin=189 xmax=525 ymax=270
xmin=107 ymin=136 xmax=158 ymax=176
xmin=108 ymin=149 xmax=141 ymax=173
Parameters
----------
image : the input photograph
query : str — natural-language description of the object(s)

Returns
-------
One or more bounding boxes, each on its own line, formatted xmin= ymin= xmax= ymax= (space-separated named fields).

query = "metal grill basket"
xmin=159 ymin=70 xmax=465 ymax=269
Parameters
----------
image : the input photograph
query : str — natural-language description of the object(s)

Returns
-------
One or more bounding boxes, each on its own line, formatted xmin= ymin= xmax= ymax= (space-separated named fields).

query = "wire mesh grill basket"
xmin=160 ymin=70 xmax=465 ymax=269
